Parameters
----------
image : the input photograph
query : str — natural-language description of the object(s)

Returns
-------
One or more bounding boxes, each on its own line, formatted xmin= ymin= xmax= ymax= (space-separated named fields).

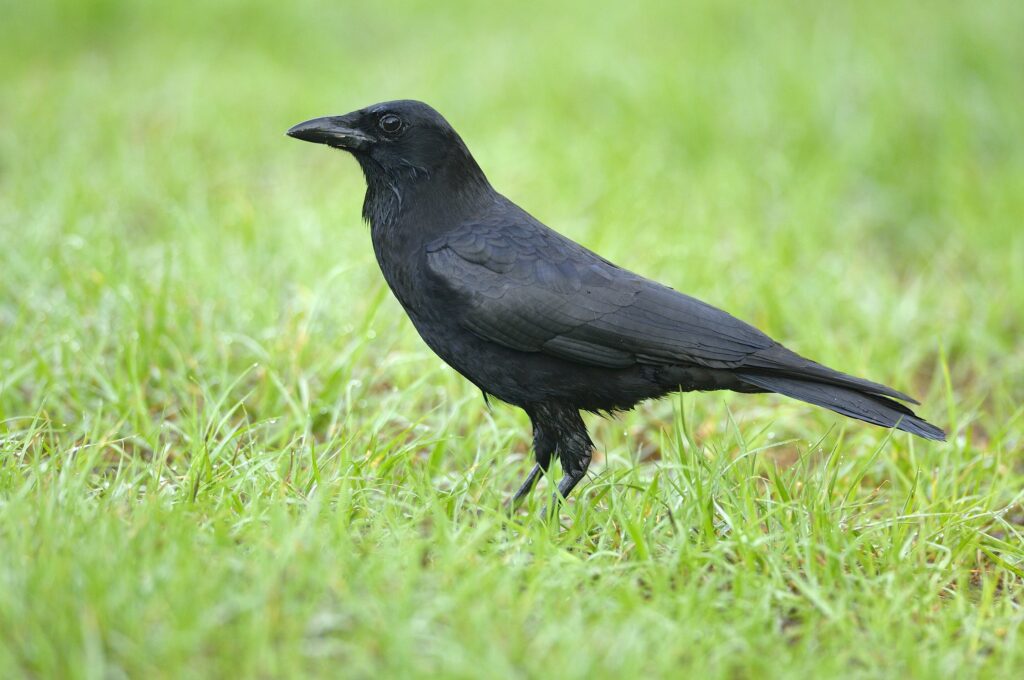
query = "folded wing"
xmin=426 ymin=217 xmax=915 ymax=404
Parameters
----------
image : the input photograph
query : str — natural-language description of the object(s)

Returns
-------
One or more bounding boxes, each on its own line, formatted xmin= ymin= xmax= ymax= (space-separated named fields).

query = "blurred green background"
xmin=1 ymin=1 xmax=1022 ymax=678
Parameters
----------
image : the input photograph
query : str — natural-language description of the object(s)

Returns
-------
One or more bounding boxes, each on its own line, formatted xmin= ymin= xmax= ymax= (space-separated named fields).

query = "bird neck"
xmin=358 ymin=141 xmax=492 ymax=234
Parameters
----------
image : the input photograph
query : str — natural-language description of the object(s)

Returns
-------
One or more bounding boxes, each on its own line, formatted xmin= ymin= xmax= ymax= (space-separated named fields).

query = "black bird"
xmin=287 ymin=100 xmax=945 ymax=506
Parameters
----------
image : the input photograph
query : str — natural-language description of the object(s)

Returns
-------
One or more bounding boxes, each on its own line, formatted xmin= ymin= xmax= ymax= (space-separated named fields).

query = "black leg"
xmin=544 ymin=444 xmax=593 ymax=518
xmin=509 ymin=409 xmax=556 ymax=509
xmin=511 ymin=464 xmax=544 ymax=506
xmin=531 ymin=403 xmax=594 ymax=519
xmin=552 ymin=407 xmax=593 ymax=501
xmin=555 ymin=450 xmax=592 ymax=500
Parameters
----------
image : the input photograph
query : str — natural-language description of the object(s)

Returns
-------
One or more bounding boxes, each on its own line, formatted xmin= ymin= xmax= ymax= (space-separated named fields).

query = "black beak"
xmin=286 ymin=116 xmax=373 ymax=150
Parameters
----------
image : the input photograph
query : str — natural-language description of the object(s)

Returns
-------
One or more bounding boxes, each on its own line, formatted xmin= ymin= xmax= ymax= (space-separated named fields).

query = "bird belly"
xmin=402 ymin=316 xmax=662 ymax=410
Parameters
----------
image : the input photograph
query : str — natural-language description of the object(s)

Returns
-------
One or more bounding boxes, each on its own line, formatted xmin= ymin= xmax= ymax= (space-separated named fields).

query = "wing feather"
xmin=426 ymin=219 xmax=776 ymax=370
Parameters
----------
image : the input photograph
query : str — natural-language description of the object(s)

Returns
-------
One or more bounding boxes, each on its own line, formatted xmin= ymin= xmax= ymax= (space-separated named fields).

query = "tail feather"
xmin=747 ymin=345 xmax=919 ymax=404
xmin=736 ymin=372 xmax=946 ymax=441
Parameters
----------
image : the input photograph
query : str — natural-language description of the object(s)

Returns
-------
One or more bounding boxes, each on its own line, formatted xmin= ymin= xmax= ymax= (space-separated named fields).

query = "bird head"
xmin=287 ymin=100 xmax=486 ymax=186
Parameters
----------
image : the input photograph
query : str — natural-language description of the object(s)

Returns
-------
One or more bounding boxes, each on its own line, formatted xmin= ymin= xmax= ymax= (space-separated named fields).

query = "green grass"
xmin=1 ymin=0 xmax=1023 ymax=677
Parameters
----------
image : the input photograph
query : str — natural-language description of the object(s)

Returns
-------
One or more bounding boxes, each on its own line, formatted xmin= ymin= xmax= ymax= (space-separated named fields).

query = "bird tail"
xmin=734 ymin=372 xmax=946 ymax=441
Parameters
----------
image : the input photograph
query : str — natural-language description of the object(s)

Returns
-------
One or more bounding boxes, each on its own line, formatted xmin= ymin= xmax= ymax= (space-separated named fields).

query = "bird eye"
xmin=378 ymin=114 xmax=403 ymax=134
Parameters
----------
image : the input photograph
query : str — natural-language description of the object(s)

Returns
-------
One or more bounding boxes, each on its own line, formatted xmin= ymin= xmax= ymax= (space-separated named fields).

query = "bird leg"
xmin=509 ymin=410 xmax=556 ymax=509
xmin=511 ymin=464 xmax=545 ymax=506
xmin=555 ymin=447 xmax=592 ymax=501
xmin=536 ymin=404 xmax=595 ymax=519
xmin=540 ymin=448 xmax=593 ymax=521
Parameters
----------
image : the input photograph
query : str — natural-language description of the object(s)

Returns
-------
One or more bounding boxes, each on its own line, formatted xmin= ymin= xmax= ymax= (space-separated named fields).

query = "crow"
xmin=287 ymin=100 xmax=945 ymax=507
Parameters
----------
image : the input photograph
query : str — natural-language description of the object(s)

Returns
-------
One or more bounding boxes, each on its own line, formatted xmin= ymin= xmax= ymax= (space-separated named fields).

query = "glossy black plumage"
xmin=287 ymin=100 xmax=945 ymax=506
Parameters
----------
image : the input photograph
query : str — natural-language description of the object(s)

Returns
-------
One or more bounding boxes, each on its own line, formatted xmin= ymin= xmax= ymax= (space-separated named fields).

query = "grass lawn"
xmin=1 ymin=1 xmax=1022 ymax=677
